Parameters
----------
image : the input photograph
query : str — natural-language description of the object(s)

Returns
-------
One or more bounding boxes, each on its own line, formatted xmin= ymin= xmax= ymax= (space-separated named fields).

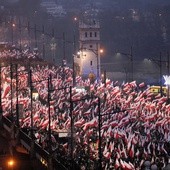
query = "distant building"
xmin=40 ymin=0 xmax=66 ymax=18
xmin=75 ymin=18 xmax=101 ymax=82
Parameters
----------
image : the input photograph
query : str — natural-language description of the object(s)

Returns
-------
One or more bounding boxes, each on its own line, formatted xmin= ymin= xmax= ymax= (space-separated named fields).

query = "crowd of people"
xmin=1 ymin=48 xmax=170 ymax=169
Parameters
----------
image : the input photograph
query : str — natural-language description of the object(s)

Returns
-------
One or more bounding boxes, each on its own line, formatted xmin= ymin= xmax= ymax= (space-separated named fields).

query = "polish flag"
xmin=136 ymin=148 xmax=140 ymax=158
xmin=155 ymin=93 xmax=161 ymax=99
xmin=50 ymin=120 xmax=57 ymax=130
xmin=101 ymin=124 xmax=109 ymax=130
xmin=2 ymin=83 xmax=10 ymax=99
xmin=120 ymin=159 xmax=126 ymax=169
xmin=129 ymin=81 xmax=137 ymax=88
xmin=147 ymin=142 xmax=152 ymax=155
xmin=103 ymin=144 xmax=108 ymax=156
xmin=115 ymin=158 xmax=120 ymax=169
xmin=82 ymin=118 xmax=97 ymax=131
xmin=64 ymin=118 xmax=70 ymax=129
xmin=106 ymin=78 xmax=111 ymax=86
xmin=107 ymin=126 xmax=113 ymax=137
xmin=139 ymin=82 xmax=145 ymax=88
xmin=74 ymin=118 xmax=85 ymax=127
xmin=109 ymin=120 xmax=118 ymax=128
xmin=83 ymin=108 xmax=91 ymax=116
xmin=41 ymin=119 xmax=49 ymax=129
xmin=62 ymin=143 xmax=68 ymax=149
xmin=129 ymin=144 xmax=134 ymax=158
xmin=23 ymin=116 xmax=30 ymax=123
xmin=109 ymin=141 xmax=114 ymax=152
xmin=72 ymin=109 xmax=80 ymax=116
xmin=124 ymin=161 xmax=135 ymax=170
xmin=103 ymin=152 xmax=111 ymax=159
xmin=33 ymin=112 xmax=39 ymax=121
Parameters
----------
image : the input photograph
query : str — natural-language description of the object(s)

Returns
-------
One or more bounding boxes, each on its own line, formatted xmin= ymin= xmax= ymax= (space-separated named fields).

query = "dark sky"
xmin=1 ymin=0 xmax=170 ymax=63
xmin=0 ymin=0 xmax=169 ymax=83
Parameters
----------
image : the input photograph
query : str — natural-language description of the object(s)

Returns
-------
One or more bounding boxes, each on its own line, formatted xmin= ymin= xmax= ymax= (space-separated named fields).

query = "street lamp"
xmin=72 ymin=55 xmax=76 ymax=87
xmin=10 ymin=64 xmax=14 ymax=122
xmin=47 ymin=75 xmax=53 ymax=170
xmin=29 ymin=69 xmax=35 ymax=160
xmin=101 ymin=70 xmax=107 ymax=102
xmin=149 ymin=52 xmax=169 ymax=97
xmin=0 ymin=65 xmax=2 ymax=116
xmin=117 ymin=46 xmax=133 ymax=81
xmin=15 ymin=64 xmax=19 ymax=127
xmin=11 ymin=23 xmax=15 ymax=46
xmin=97 ymin=97 xmax=102 ymax=170
xmin=95 ymin=48 xmax=103 ymax=83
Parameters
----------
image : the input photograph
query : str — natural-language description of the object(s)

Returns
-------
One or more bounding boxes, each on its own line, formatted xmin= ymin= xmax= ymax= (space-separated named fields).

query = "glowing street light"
xmin=11 ymin=23 xmax=16 ymax=45
xmin=116 ymin=46 xmax=133 ymax=81
xmin=7 ymin=158 xmax=15 ymax=169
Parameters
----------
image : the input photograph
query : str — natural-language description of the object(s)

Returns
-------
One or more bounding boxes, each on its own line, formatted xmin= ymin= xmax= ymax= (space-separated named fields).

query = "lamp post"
xmin=69 ymin=86 xmax=74 ymax=169
xmin=149 ymin=52 xmax=169 ymax=96
xmin=63 ymin=32 xmax=66 ymax=63
xmin=15 ymin=64 xmax=19 ymax=127
xmin=10 ymin=64 xmax=14 ymax=122
xmin=42 ymin=25 xmax=45 ymax=60
xmin=34 ymin=24 xmax=37 ymax=49
xmin=11 ymin=23 xmax=15 ymax=46
xmin=0 ymin=65 xmax=2 ymax=116
xmin=72 ymin=25 xmax=77 ymax=87
xmin=72 ymin=54 xmax=77 ymax=87
xmin=166 ymin=52 xmax=170 ymax=102
xmin=29 ymin=69 xmax=35 ymax=159
xmin=47 ymin=74 xmax=53 ymax=170
xmin=97 ymin=97 xmax=102 ymax=170
xmin=90 ymin=48 xmax=103 ymax=83
xmin=117 ymin=46 xmax=133 ymax=81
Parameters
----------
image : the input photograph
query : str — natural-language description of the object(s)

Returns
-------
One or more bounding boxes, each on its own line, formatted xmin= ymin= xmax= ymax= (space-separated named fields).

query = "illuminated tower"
xmin=75 ymin=17 xmax=101 ymax=81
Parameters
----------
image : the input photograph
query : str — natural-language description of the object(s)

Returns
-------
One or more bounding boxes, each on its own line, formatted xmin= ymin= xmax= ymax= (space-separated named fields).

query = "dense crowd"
xmin=1 ymin=48 xmax=170 ymax=169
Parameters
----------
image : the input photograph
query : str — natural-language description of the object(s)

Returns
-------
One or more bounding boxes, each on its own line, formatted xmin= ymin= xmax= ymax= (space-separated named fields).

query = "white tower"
xmin=75 ymin=18 xmax=101 ymax=81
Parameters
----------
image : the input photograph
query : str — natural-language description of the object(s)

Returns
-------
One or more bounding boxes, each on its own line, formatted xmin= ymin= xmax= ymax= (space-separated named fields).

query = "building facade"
xmin=75 ymin=18 xmax=101 ymax=82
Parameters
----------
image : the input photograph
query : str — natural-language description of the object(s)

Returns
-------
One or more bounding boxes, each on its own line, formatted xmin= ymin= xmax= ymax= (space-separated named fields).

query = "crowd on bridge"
xmin=1 ymin=48 xmax=170 ymax=169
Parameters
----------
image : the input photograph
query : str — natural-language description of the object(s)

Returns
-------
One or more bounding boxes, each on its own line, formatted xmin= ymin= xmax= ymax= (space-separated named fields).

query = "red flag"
xmin=115 ymin=158 xmax=120 ymax=169
xmin=129 ymin=144 xmax=134 ymax=158
xmin=2 ymin=83 xmax=10 ymax=99
xmin=139 ymin=82 xmax=145 ymax=88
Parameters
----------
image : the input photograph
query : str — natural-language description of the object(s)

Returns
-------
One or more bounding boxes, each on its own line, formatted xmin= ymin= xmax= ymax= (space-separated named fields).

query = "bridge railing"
xmin=1 ymin=115 xmax=68 ymax=170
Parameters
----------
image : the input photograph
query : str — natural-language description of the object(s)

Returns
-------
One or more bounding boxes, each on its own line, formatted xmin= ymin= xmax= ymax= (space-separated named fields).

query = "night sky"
xmin=0 ymin=0 xmax=170 ymax=82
